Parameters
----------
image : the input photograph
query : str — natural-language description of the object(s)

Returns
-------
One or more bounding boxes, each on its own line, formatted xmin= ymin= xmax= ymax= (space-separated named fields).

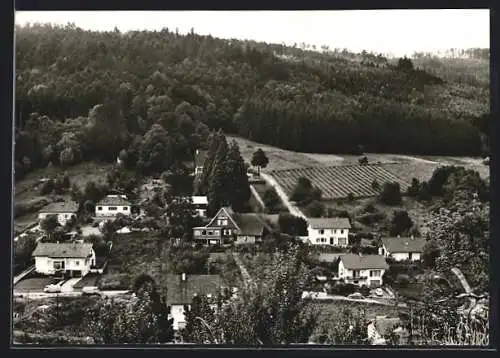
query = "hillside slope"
xmin=14 ymin=24 xmax=489 ymax=181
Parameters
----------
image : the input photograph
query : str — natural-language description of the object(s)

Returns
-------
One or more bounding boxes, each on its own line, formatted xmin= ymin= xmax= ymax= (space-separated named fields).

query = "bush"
xmin=39 ymin=179 xmax=55 ymax=195
xmin=305 ymin=200 xmax=325 ymax=217
xmin=357 ymin=212 xmax=386 ymax=226
xmin=379 ymin=182 xmax=402 ymax=205
xmin=389 ymin=210 xmax=414 ymax=236
xmin=395 ymin=273 xmax=410 ymax=287
xmin=328 ymin=283 xmax=358 ymax=296
xmin=262 ymin=187 xmax=281 ymax=213
xmin=359 ymin=285 xmax=371 ymax=297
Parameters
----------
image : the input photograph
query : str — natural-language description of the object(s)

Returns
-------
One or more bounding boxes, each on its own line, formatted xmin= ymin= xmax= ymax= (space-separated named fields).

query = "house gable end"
xmin=206 ymin=208 xmax=240 ymax=230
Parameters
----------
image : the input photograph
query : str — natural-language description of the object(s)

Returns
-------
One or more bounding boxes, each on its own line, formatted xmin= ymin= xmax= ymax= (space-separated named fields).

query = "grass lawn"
xmin=72 ymin=274 xmax=100 ymax=289
xmin=97 ymin=232 xmax=166 ymax=290
xmin=15 ymin=277 xmax=59 ymax=292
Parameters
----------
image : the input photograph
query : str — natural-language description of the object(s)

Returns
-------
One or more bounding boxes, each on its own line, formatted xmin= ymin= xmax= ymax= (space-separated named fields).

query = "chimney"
xmin=181 ymin=273 xmax=186 ymax=282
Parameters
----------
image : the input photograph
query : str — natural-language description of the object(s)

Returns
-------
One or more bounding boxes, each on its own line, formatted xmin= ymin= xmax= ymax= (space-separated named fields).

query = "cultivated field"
xmin=268 ymin=164 xmax=411 ymax=200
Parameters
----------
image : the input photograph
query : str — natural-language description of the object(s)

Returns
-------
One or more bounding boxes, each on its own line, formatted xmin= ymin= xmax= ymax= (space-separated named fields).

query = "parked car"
xmin=43 ymin=284 xmax=61 ymax=293
xmin=348 ymin=292 xmax=364 ymax=299
xmin=82 ymin=286 xmax=101 ymax=296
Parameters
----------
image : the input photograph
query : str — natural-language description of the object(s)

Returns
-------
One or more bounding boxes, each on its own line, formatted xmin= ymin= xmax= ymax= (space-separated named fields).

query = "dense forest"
xmin=14 ymin=23 xmax=490 ymax=181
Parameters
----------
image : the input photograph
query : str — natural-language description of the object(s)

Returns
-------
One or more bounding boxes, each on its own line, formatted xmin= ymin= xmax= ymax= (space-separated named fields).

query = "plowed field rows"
xmin=269 ymin=164 xmax=411 ymax=200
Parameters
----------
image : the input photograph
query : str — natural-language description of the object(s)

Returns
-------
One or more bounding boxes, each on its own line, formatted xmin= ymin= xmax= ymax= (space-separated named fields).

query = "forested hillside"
xmin=15 ymin=24 xmax=490 ymax=181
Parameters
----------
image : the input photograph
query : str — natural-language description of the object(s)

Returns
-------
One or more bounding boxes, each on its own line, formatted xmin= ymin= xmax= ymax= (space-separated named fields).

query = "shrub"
xmin=305 ymin=200 xmax=325 ymax=217
xmin=39 ymin=179 xmax=55 ymax=195
xmin=389 ymin=210 xmax=414 ymax=236
xmin=395 ymin=273 xmax=410 ymax=287
xmin=328 ymin=283 xmax=358 ymax=296
xmin=379 ymin=182 xmax=402 ymax=205
xmin=359 ymin=285 xmax=371 ymax=297
xmin=357 ymin=212 xmax=386 ymax=226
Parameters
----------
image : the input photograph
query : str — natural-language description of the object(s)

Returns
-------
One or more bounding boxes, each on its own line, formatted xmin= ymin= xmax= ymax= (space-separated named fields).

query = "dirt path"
xmin=232 ymin=252 xmax=252 ymax=283
xmin=260 ymin=172 xmax=307 ymax=220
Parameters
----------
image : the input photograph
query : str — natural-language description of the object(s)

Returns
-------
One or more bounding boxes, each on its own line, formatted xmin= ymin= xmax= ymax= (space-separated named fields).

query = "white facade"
xmin=192 ymin=196 xmax=208 ymax=218
xmin=338 ymin=260 xmax=385 ymax=287
xmin=379 ymin=245 xmax=422 ymax=262
xmin=170 ymin=303 xmax=217 ymax=331
xmin=95 ymin=195 xmax=131 ymax=218
xmin=34 ymin=250 xmax=96 ymax=277
xmin=38 ymin=212 xmax=76 ymax=226
xmin=307 ymin=227 xmax=349 ymax=246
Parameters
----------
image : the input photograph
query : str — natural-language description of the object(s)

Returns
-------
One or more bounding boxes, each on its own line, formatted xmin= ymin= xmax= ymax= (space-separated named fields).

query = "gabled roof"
xmin=32 ymin=243 xmax=94 ymax=258
xmin=340 ymin=254 xmax=388 ymax=270
xmin=232 ymin=213 xmax=265 ymax=236
xmin=164 ymin=274 xmax=223 ymax=306
xmin=39 ymin=201 xmax=78 ymax=214
xmin=96 ymin=195 xmax=131 ymax=206
xmin=194 ymin=150 xmax=208 ymax=167
xmin=205 ymin=207 xmax=240 ymax=229
xmin=192 ymin=196 xmax=208 ymax=205
xmin=381 ymin=237 xmax=426 ymax=253
xmin=308 ymin=218 xmax=351 ymax=230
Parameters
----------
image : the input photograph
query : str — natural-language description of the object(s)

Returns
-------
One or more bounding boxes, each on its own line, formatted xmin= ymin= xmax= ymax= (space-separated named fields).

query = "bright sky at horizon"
xmin=15 ymin=10 xmax=490 ymax=57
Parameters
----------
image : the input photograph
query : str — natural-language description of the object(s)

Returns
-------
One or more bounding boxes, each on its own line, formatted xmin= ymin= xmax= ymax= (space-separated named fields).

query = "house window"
xmin=352 ymin=270 xmax=360 ymax=278
xmin=214 ymin=230 xmax=220 ymax=235
xmin=333 ymin=229 xmax=337 ymax=234
xmin=109 ymin=207 xmax=117 ymax=211
xmin=316 ymin=238 xmax=321 ymax=243
xmin=319 ymin=229 xmax=324 ymax=234
xmin=370 ymin=270 xmax=381 ymax=277
xmin=338 ymin=238 xmax=347 ymax=246
xmin=97 ymin=207 xmax=102 ymax=211
xmin=64 ymin=214 xmax=68 ymax=218
xmin=217 ymin=219 xmax=228 ymax=226
xmin=202 ymin=230 xmax=207 ymax=235
xmin=123 ymin=207 xmax=128 ymax=211
xmin=208 ymin=231 xmax=213 ymax=235
xmin=75 ymin=261 xmax=80 ymax=266
xmin=341 ymin=229 xmax=344 ymax=234
xmin=53 ymin=261 xmax=65 ymax=270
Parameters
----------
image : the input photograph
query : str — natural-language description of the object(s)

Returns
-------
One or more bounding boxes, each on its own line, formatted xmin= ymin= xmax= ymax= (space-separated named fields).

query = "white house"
xmin=38 ymin=201 xmax=78 ymax=226
xmin=95 ymin=195 xmax=132 ymax=218
xmin=192 ymin=196 xmax=208 ymax=218
xmin=337 ymin=254 xmax=389 ymax=287
xmin=32 ymin=242 xmax=96 ymax=278
xmin=379 ymin=237 xmax=425 ymax=262
xmin=165 ymin=274 xmax=223 ymax=332
xmin=306 ymin=218 xmax=351 ymax=246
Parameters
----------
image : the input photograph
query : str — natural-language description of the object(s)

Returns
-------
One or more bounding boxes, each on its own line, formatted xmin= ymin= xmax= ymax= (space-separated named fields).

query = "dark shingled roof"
xmin=39 ymin=201 xmax=78 ymax=214
xmin=194 ymin=150 xmax=208 ymax=167
xmin=308 ymin=218 xmax=351 ymax=229
xmin=32 ymin=243 xmax=94 ymax=258
xmin=232 ymin=213 xmax=265 ymax=236
xmin=340 ymin=254 xmax=388 ymax=270
xmin=96 ymin=195 xmax=131 ymax=206
xmin=164 ymin=274 xmax=223 ymax=306
xmin=381 ymin=237 xmax=426 ymax=253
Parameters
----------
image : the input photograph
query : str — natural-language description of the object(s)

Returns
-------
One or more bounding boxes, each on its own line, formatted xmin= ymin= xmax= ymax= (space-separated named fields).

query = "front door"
xmin=330 ymin=237 xmax=334 ymax=245
xmin=408 ymin=252 xmax=413 ymax=261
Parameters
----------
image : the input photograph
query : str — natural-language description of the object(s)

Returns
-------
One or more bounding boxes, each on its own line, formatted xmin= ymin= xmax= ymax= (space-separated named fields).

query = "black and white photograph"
xmin=12 ymin=9 xmax=491 ymax=346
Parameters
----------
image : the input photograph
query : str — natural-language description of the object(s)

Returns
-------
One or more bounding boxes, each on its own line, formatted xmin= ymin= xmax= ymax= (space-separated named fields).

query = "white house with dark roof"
xmin=32 ymin=242 xmax=96 ymax=277
xmin=38 ymin=201 xmax=78 ymax=226
xmin=379 ymin=236 xmax=425 ymax=262
xmin=306 ymin=218 xmax=351 ymax=246
xmin=337 ymin=254 xmax=389 ymax=287
xmin=165 ymin=273 xmax=223 ymax=331
xmin=191 ymin=196 xmax=208 ymax=218
xmin=95 ymin=195 xmax=131 ymax=218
